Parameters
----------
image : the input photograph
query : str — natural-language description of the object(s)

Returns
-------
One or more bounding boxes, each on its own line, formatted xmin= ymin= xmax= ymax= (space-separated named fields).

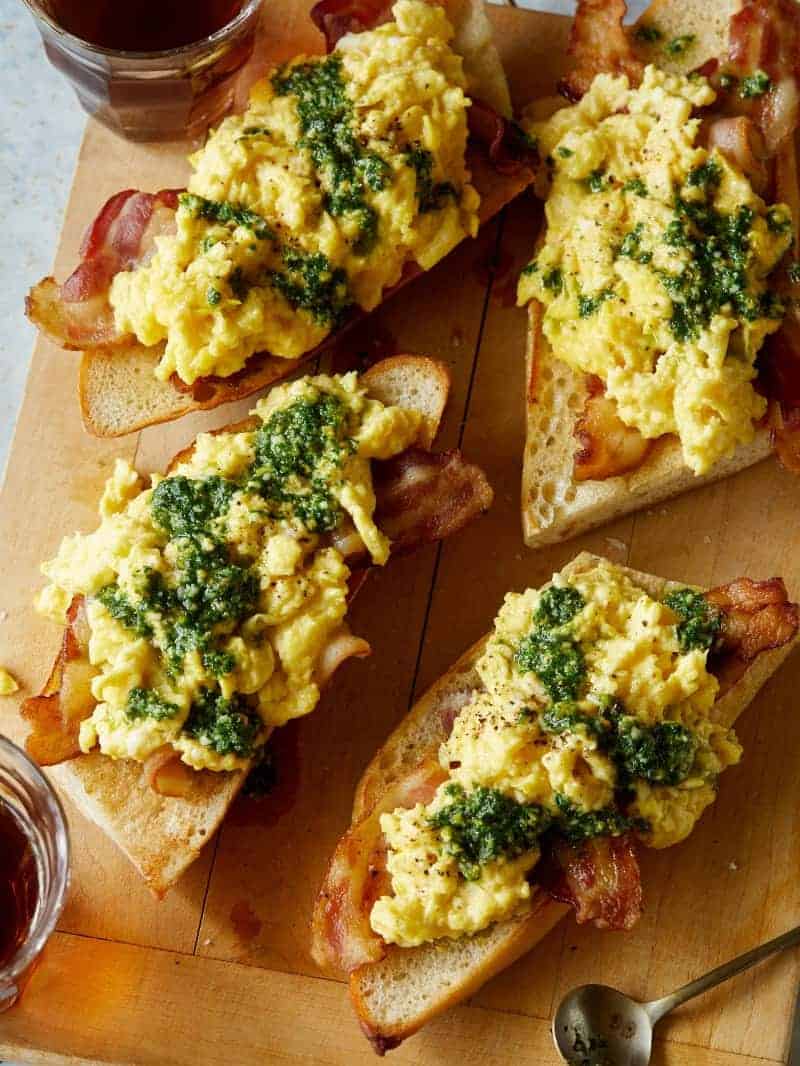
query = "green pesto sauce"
xmin=658 ymin=181 xmax=785 ymax=342
xmin=125 ymin=686 xmax=179 ymax=722
xmin=543 ymin=267 xmax=564 ymax=294
xmin=554 ymin=794 xmax=642 ymax=844
xmin=535 ymin=586 xmax=585 ymax=628
xmin=248 ymin=392 xmax=354 ymax=533
xmin=618 ymin=222 xmax=653 ymax=264
xmin=622 ymin=178 xmax=648 ymax=197
xmin=273 ymin=55 xmax=390 ymax=255
xmin=429 ymin=783 xmax=552 ymax=881
xmin=97 ymin=392 xmax=358 ymax=758
xmin=403 ymin=144 xmax=457 ymax=214
xmin=611 ymin=716 xmax=697 ymax=785
xmin=578 ymin=289 xmax=614 ymax=318
xmin=183 ymin=192 xmax=353 ymax=328
xmin=515 ymin=587 xmax=586 ymax=702
xmin=634 ymin=23 xmax=662 ymax=43
xmin=665 ymin=34 xmax=695 ymax=56
xmin=664 ymin=587 xmax=722 ymax=651
xmin=183 ymin=687 xmax=261 ymax=757
xmin=740 ymin=70 xmax=771 ymax=98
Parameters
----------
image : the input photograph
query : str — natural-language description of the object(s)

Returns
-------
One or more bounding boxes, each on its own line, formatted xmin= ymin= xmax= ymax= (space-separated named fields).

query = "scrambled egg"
xmin=371 ymin=560 xmax=740 ymax=947
xmin=0 ymin=668 xmax=19 ymax=696
xmin=110 ymin=0 xmax=479 ymax=384
xmin=37 ymin=372 xmax=422 ymax=772
xmin=517 ymin=66 xmax=793 ymax=475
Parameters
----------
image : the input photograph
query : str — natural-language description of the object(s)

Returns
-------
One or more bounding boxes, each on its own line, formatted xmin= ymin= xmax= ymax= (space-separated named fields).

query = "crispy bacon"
xmin=727 ymin=0 xmax=800 ymax=154
xmin=372 ymin=447 xmax=493 ymax=555
xmin=310 ymin=0 xmax=393 ymax=49
xmin=467 ymin=102 xmax=538 ymax=177
xmin=707 ymin=578 xmax=799 ymax=691
xmin=574 ymin=377 xmax=653 ymax=481
xmin=26 ymin=189 xmax=179 ymax=351
xmin=560 ymin=0 xmax=643 ymax=101
xmin=21 ymin=596 xmax=95 ymax=766
xmin=536 ymin=833 xmax=643 ymax=931
xmin=312 ymin=758 xmax=448 ymax=974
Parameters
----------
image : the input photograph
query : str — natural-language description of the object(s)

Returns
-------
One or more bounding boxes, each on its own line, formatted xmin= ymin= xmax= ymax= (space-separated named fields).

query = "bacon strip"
xmin=707 ymin=578 xmax=799 ymax=692
xmin=316 ymin=629 xmax=372 ymax=687
xmin=727 ymin=0 xmax=800 ymax=154
xmin=144 ymin=747 xmax=196 ymax=798
xmin=310 ymin=0 xmax=394 ymax=49
xmin=467 ymin=102 xmax=539 ymax=177
xmin=26 ymin=190 xmax=179 ymax=351
xmin=560 ymin=0 xmax=643 ymax=102
xmin=536 ymin=833 xmax=643 ymax=931
xmin=372 ymin=448 xmax=493 ymax=556
xmin=312 ymin=758 xmax=448 ymax=974
xmin=574 ymin=376 xmax=653 ymax=481
xmin=21 ymin=596 xmax=95 ymax=766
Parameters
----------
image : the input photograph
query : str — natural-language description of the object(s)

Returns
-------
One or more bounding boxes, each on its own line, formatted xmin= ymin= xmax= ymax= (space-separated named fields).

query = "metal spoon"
xmin=553 ymin=923 xmax=800 ymax=1066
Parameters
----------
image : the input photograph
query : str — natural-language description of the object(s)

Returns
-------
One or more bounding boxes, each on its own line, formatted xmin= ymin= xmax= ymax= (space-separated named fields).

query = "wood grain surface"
xmin=0 ymin=3 xmax=798 ymax=1063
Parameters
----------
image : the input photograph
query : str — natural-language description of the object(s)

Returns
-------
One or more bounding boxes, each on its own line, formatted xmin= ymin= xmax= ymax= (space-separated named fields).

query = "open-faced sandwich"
xmin=313 ymin=551 xmax=799 ymax=1052
xmin=26 ymin=0 xmax=535 ymax=438
xmin=516 ymin=0 xmax=800 ymax=547
xmin=21 ymin=356 xmax=492 ymax=893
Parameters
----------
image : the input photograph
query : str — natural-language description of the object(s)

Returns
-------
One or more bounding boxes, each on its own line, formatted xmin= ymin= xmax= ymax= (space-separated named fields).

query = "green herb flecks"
xmin=429 ymin=784 xmax=552 ymax=881
xmin=273 ymin=55 xmax=391 ymax=254
xmin=664 ymin=587 xmax=722 ymax=651
xmin=622 ymin=178 xmax=648 ymax=197
xmin=248 ymin=393 xmax=354 ymax=533
xmin=180 ymin=193 xmax=275 ymax=242
xmin=740 ymin=70 xmax=771 ymax=98
xmin=125 ymin=687 xmax=179 ymax=722
xmin=404 ymin=144 xmax=457 ymax=214
xmin=635 ymin=23 xmax=662 ymax=43
xmin=183 ymin=688 xmax=261 ymax=757
xmin=665 ymin=34 xmax=695 ymax=56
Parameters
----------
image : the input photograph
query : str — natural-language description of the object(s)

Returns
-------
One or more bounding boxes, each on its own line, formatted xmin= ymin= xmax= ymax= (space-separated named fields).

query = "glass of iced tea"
xmin=0 ymin=735 xmax=70 ymax=1011
xmin=20 ymin=0 xmax=263 ymax=141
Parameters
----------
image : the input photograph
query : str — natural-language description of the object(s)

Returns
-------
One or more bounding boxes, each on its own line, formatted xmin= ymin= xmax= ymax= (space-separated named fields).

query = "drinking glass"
xmin=0 ymin=735 xmax=70 ymax=1011
xmin=20 ymin=0 xmax=263 ymax=141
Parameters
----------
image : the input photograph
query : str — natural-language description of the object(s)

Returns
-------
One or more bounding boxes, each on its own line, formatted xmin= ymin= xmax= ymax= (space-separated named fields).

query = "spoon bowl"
xmin=553 ymin=985 xmax=653 ymax=1066
xmin=552 ymin=923 xmax=800 ymax=1066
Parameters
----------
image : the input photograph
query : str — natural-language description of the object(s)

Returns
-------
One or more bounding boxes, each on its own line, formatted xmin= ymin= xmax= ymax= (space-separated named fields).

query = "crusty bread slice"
xmin=338 ymin=551 xmax=799 ymax=1051
xmin=36 ymin=355 xmax=452 ymax=896
xmin=522 ymin=305 xmax=774 ymax=548
xmin=520 ymin=0 xmax=782 ymax=549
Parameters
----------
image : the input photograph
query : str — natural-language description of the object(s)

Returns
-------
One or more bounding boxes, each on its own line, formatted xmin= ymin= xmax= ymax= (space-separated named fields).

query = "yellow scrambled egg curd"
xmin=109 ymin=0 xmax=479 ymax=385
xmin=371 ymin=560 xmax=741 ymax=946
xmin=517 ymin=66 xmax=793 ymax=475
xmin=36 ymin=372 xmax=422 ymax=772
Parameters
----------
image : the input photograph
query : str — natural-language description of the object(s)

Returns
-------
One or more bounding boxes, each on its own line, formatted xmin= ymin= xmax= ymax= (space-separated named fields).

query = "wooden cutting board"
xmin=1 ymin=4 xmax=799 ymax=1063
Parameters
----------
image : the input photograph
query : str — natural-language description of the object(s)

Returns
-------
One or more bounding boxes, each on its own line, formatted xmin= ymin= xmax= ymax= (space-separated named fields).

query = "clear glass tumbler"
xmin=20 ymin=0 xmax=262 ymax=142
xmin=0 ymin=735 xmax=70 ymax=1011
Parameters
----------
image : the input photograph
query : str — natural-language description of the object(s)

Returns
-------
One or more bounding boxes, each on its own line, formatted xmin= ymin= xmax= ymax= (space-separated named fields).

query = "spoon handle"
xmin=645 ymin=923 xmax=800 ymax=1025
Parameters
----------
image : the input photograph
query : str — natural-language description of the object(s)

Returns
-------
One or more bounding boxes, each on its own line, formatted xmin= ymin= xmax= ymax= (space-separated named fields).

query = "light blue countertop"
xmin=0 ymin=0 xmax=645 ymax=479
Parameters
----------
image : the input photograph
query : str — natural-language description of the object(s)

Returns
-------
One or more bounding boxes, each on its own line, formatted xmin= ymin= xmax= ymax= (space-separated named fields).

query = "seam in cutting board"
xmin=407 ymin=213 xmax=505 ymax=709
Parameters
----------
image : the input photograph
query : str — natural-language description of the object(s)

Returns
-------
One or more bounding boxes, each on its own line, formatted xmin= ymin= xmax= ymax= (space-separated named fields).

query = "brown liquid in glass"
xmin=0 ymin=801 xmax=39 ymax=969
xmin=47 ymin=0 xmax=244 ymax=52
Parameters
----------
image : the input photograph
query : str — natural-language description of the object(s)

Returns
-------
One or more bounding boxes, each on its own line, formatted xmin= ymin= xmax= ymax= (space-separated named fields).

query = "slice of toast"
xmin=70 ymin=0 xmax=530 ymax=438
xmin=316 ymin=551 xmax=799 ymax=1051
xmin=32 ymin=355 xmax=453 ymax=896
xmin=520 ymin=0 xmax=786 ymax=549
